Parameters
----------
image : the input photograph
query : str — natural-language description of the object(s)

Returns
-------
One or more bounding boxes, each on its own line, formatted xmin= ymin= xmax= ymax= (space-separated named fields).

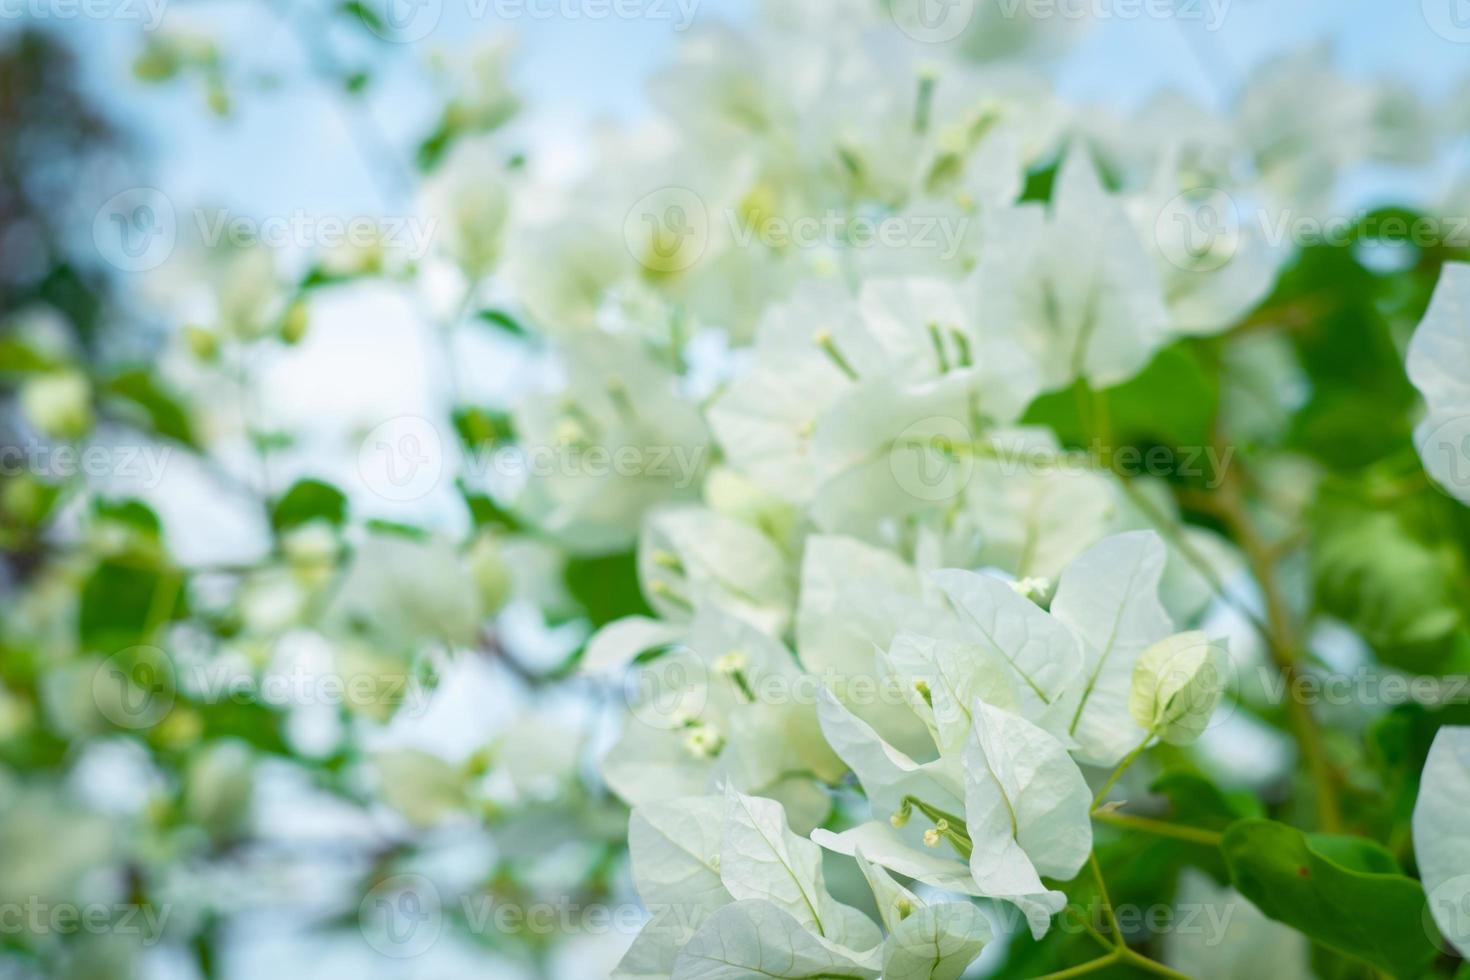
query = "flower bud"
xmin=21 ymin=371 xmax=92 ymax=440
xmin=1130 ymin=631 xmax=1228 ymax=746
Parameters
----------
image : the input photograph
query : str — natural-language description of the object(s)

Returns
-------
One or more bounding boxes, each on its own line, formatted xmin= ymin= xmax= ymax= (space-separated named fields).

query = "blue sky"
xmin=22 ymin=0 xmax=1469 ymax=223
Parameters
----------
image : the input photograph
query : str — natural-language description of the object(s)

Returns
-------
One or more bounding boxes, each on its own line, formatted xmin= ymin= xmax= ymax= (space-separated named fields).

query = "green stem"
xmin=1034 ymin=950 xmax=1122 ymax=980
xmin=1091 ymin=734 xmax=1152 ymax=810
xmin=1064 ymin=905 xmax=1115 ymax=952
xmin=1119 ymin=947 xmax=1193 ymax=980
xmin=1092 ymin=809 xmax=1224 ymax=848
xmin=1088 ymin=852 xmax=1124 ymax=946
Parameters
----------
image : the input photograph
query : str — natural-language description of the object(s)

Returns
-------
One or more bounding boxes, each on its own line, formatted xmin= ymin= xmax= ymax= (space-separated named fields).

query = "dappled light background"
xmin=4 ymin=2 xmax=1470 ymax=979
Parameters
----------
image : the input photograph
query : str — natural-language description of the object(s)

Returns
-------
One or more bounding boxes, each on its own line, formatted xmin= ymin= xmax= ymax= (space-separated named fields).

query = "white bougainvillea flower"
xmin=707 ymin=282 xmax=876 ymax=504
xmin=599 ymin=609 xmax=842 ymax=831
xmin=583 ymin=616 xmax=687 ymax=675
xmin=1412 ymin=726 xmax=1470 ymax=958
xmin=855 ymin=278 xmax=1039 ymax=420
xmin=929 ymin=565 xmax=1083 ymax=737
xmin=884 ymin=630 xmax=1025 ymax=759
xmin=812 ymin=690 xmax=1088 ymax=939
xmin=971 ymin=147 xmax=1170 ymax=390
xmin=881 ymin=901 xmax=994 ymax=980
xmin=855 ymin=852 xmax=991 ymax=980
xmin=323 ymin=531 xmax=485 ymax=653
xmin=961 ymin=428 xmax=1121 ymax=581
xmin=619 ymin=789 xmax=883 ymax=979
xmin=669 ymin=900 xmax=881 ymax=980
xmin=1051 ymin=530 xmax=1175 ymax=766
xmin=720 ymin=787 xmax=881 ymax=949
xmin=417 ymin=137 xmax=512 ymax=277
xmin=372 ymin=749 xmax=467 ymax=829
xmin=512 ymin=333 xmax=710 ymax=554
xmin=638 ymin=506 xmax=794 ymax=635
xmin=806 ymin=373 xmax=985 ymax=539
xmin=796 ymin=536 xmax=947 ymax=758
xmin=804 ymin=278 xmax=1045 ymax=540
xmin=811 ymin=690 xmax=982 ymax=895
xmin=1128 ymin=145 xmax=1281 ymax=336
xmin=711 ymin=274 xmax=1041 ymax=537
xmin=962 ymin=701 xmax=1092 ymax=937
xmin=1129 ymin=631 xmax=1230 ymax=746
xmin=1406 ymin=262 xmax=1470 ymax=505
xmin=1235 ymin=46 xmax=1428 ymax=214
xmin=616 ymin=796 xmax=731 ymax=979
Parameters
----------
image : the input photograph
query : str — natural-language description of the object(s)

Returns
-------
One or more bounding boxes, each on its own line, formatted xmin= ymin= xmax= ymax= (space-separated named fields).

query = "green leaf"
xmin=451 ymin=406 xmax=513 ymax=450
xmin=1304 ymin=833 xmax=1402 ymax=875
xmin=339 ymin=0 xmax=386 ymax=35
xmin=1150 ymin=769 xmax=1264 ymax=831
xmin=270 ymin=479 xmax=347 ymax=534
xmin=0 ymin=338 xmax=60 ymax=375
xmin=1311 ymin=485 xmax=1465 ymax=673
xmin=78 ymin=561 xmax=184 ymax=652
xmin=1024 ymin=342 xmax=1219 ymax=454
xmin=102 ymin=369 xmax=198 ymax=446
xmin=474 ymin=309 xmax=530 ymax=339
xmin=1221 ymin=819 xmax=1439 ymax=977
xmin=1273 ymin=244 xmax=1421 ymax=469
xmin=461 ymin=484 xmax=524 ymax=533
xmin=565 ymin=551 xmax=653 ymax=628
xmin=93 ymin=498 xmax=163 ymax=539
xmin=362 ymin=518 xmax=428 ymax=541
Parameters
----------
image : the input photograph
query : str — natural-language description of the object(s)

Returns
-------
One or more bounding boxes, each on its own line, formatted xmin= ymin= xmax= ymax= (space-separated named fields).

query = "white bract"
xmin=1129 ymin=631 xmax=1230 ymax=746
xmin=1406 ymin=262 xmax=1470 ymax=505
xmin=972 ymin=148 xmax=1170 ymax=391
xmin=1413 ymin=726 xmax=1470 ymax=958
xmin=596 ymin=608 xmax=842 ymax=832
xmin=1050 ymin=531 xmax=1174 ymax=764
xmin=617 ymin=790 xmax=882 ymax=979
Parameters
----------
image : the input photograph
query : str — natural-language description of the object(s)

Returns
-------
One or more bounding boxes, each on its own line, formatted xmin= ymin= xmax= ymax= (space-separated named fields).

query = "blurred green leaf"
xmin=102 ymin=369 xmax=198 ymax=446
xmin=1222 ymin=819 xmax=1439 ymax=977
xmin=270 ymin=479 xmax=347 ymax=534
xmin=564 ymin=551 xmax=652 ymax=628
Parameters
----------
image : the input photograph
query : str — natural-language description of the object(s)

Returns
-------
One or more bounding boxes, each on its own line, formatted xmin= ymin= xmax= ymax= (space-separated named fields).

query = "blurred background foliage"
xmin=2 ymin=4 xmax=1470 ymax=980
